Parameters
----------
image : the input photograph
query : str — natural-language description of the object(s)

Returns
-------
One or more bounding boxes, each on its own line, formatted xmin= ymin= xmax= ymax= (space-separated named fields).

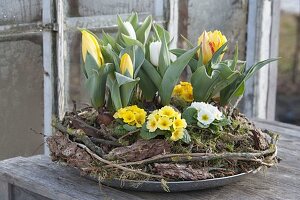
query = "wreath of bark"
xmin=47 ymin=107 xmax=279 ymax=183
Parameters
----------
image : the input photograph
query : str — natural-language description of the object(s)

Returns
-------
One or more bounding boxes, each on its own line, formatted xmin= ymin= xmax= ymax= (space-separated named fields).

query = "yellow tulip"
xmin=197 ymin=30 xmax=227 ymax=64
xmin=120 ymin=53 xmax=134 ymax=78
xmin=81 ymin=30 xmax=104 ymax=67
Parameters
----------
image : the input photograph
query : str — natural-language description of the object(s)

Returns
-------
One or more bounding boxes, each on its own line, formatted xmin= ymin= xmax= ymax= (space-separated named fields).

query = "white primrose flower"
xmin=206 ymin=105 xmax=223 ymax=120
xmin=197 ymin=108 xmax=215 ymax=125
xmin=123 ymin=22 xmax=136 ymax=39
xmin=190 ymin=102 xmax=209 ymax=111
xmin=149 ymin=41 xmax=162 ymax=67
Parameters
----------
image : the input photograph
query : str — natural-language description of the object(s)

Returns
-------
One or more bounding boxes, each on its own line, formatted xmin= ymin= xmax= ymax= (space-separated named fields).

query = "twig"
xmin=52 ymin=120 xmax=105 ymax=156
xmin=118 ymin=129 xmax=140 ymax=141
xmin=91 ymin=137 xmax=123 ymax=147
xmin=66 ymin=116 xmax=117 ymax=141
xmin=116 ymin=148 xmax=276 ymax=166
xmin=76 ymin=143 xmax=163 ymax=179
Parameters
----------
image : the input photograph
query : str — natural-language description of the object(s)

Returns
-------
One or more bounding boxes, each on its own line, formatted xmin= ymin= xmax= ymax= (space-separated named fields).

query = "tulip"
xmin=120 ymin=53 xmax=134 ymax=78
xmin=123 ymin=22 xmax=136 ymax=39
xmin=197 ymin=30 xmax=227 ymax=65
xmin=81 ymin=30 xmax=104 ymax=67
xmin=149 ymin=41 xmax=162 ymax=67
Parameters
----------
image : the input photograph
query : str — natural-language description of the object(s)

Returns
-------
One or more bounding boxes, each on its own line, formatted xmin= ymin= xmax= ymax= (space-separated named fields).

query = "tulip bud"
xmin=149 ymin=41 xmax=162 ymax=67
xmin=81 ymin=30 xmax=104 ymax=67
xmin=124 ymin=22 xmax=136 ymax=40
xmin=120 ymin=53 xmax=134 ymax=78
xmin=197 ymin=30 xmax=227 ymax=64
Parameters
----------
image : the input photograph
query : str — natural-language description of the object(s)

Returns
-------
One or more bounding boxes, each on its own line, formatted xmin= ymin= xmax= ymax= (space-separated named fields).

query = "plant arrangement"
xmin=48 ymin=13 xmax=278 ymax=191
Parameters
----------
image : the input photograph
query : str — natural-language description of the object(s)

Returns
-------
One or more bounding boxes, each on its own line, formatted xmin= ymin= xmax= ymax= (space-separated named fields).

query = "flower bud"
xmin=149 ymin=41 xmax=162 ymax=67
xmin=197 ymin=30 xmax=227 ymax=64
xmin=81 ymin=30 xmax=104 ymax=67
xmin=124 ymin=22 xmax=136 ymax=40
xmin=120 ymin=53 xmax=134 ymax=78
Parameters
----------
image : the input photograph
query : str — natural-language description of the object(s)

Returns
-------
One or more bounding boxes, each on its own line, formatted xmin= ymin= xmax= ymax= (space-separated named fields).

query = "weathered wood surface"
xmin=0 ymin=121 xmax=300 ymax=199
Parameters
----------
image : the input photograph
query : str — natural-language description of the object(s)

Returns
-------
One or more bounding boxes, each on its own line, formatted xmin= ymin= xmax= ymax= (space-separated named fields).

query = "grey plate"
xmin=98 ymin=168 xmax=260 ymax=192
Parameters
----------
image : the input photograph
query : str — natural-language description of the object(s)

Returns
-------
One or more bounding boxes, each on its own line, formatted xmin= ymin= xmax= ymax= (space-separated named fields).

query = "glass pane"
xmin=0 ymin=35 xmax=44 ymax=160
xmin=66 ymin=0 xmax=158 ymax=17
xmin=0 ymin=0 xmax=42 ymax=25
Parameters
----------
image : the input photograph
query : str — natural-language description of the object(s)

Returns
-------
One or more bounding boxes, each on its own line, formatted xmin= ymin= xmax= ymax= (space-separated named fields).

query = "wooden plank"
xmin=266 ymin=0 xmax=280 ymax=120
xmin=42 ymin=0 xmax=55 ymax=155
xmin=0 ymin=156 xmax=142 ymax=200
xmin=11 ymin=185 xmax=51 ymax=200
xmin=254 ymin=119 xmax=300 ymax=138
xmin=0 ymin=181 xmax=10 ymax=200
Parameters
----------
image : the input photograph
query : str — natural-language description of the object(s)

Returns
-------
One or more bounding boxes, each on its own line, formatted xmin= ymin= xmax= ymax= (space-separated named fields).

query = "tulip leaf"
xmin=136 ymin=15 xmax=152 ymax=45
xmin=180 ymin=34 xmax=194 ymax=49
xmin=127 ymin=12 xmax=139 ymax=30
xmin=117 ymin=15 xmax=130 ymax=37
xmin=121 ymin=33 xmax=145 ymax=51
xmin=141 ymin=59 xmax=162 ymax=89
xmin=138 ymin=69 xmax=157 ymax=100
xmin=102 ymin=30 xmax=119 ymax=53
xmin=153 ymin=24 xmax=171 ymax=44
xmin=84 ymin=53 xmax=99 ymax=78
xmin=170 ymin=48 xmax=198 ymax=72
xmin=220 ymin=58 xmax=277 ymax=106
xmin=158 ymin=31 xmax=171 ymax=76
xmin=111 ymin=79 xmax=123 ymax=110
xmin=159 ymin=45 xmax=200 ymax=105
xmin=230 ymin=43 xmax=239 ymax=70
xmin=210 ymin=42 xmax=228 ymax=65
xmin=84 ymin=63 xmax=114 ymax=109
xmin=115 ymin=72 xmax=140 ymax=107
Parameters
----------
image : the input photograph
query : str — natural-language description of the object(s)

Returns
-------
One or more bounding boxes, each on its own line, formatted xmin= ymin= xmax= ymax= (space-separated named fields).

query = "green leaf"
xmin=158 ymin=31 xmax=171 ymax=76
xmin=180 ymin=34 xmax=194 ymax=48
xmin=115 ymin=72 xmax=140 ymax=107
xmin=153 ymin=24 xmax=171 ymax=43
xmin=210 ymin=42 xmax=228 ymax=65
xmin=245 ymin=58 xmax=278 ymax=80
xmin=170 ymin=48 xmax=198 ymax=72
xmin=141 ymin=59 xmax=162 ymax=89
xmin=138 ymin=69 xmax=157 ymax=100
xmin=197 ymin=122 xmax=210 ymax=129
xmin=123 ymin=124 xmax=137 ymax=132
xmin=140 ymin=124 xmax=159 ymax=140
xmin=182 ymin=130 xmax=191 ymax=144
xmin=212 ymin=118 xmax=231 ymax=126
xmin=159 ymin=45 xmax=200 ymax=105
xmin=84 ymin=63 xmax=114 ymax=109
xmin=230 ymin=43 xmax=238 ymax=70
xmin=136 ymin=15 xmax=152 ymax=44
xmin=182 ymin=107 xmax=198 ymax=124
xmin=121 ymin=34 xmax=145 ymax=51
xmin=127 ymin=12 xmax=139 ymax=30
xmin=111 ymin=79 xmax=123 ymax=110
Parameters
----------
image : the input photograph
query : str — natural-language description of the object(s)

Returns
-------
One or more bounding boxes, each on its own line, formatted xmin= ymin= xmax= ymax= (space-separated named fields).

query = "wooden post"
xmin=0 ymin=181 xmax=11 ymax=200
xmin=245 ymin=0 xmax=280 ymax=120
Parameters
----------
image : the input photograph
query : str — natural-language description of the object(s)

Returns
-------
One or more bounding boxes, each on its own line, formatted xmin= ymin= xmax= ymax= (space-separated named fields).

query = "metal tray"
xmin=98 ymin=168 xmax=260 ymax=192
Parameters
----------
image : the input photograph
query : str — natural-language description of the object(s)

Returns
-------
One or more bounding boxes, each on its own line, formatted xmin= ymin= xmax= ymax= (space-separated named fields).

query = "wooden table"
xmin=0 ymin=121 xmax=299 ymax=200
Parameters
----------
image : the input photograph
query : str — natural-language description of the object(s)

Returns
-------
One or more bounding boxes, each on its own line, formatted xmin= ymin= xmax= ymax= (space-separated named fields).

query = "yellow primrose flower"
xmin=197 ymin=30 xmax=227 ymax=64
xmin=81 ymin=29 xmax=104 ymax=67
xmin=134 ymin=113 xmax=146 ymax=127
xmin=146 ymin=118 xmax=158 ymax=132
xmin=148 ymin=110 xmax=160 ymax=121
xmin=172 ymin=82 xmax=194 ymax=102
xmin=173 ymin=118 xmax=187 ymax=130
xmin=122 ymin=111 xmax=135 ymax=123
xmin=120 ymin=53 xmax=134 ymax=78
xmin=157 ymin=117 xmax=173 ymax=130
xmin=159 ymin=106 xmax=176 ymax=118
xmin=170 ymin=128 xmax=185 ymax=141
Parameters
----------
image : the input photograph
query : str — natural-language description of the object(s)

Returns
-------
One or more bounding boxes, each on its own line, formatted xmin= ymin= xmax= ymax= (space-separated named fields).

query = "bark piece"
xmin=154 ymin=163 xmax=214 ymax=181
xmin=105 ymin=139 xmax=171 ymax=162
xmin=251 ymin=129 xmax=269 ymax=150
